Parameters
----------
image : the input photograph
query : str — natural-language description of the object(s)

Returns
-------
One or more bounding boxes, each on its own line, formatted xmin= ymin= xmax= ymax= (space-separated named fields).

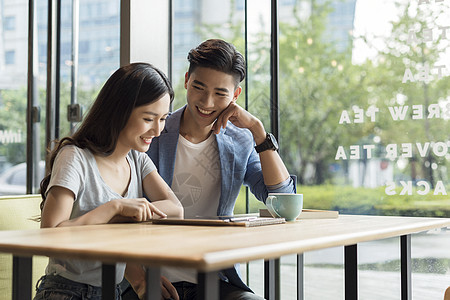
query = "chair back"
xmin=0 ymin=194 xmax=48 ymax=300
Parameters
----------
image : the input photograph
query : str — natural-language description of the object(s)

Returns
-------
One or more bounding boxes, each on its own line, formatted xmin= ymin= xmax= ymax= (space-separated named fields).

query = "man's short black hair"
xmin=187 ymin=39 xmax=246 ymax=87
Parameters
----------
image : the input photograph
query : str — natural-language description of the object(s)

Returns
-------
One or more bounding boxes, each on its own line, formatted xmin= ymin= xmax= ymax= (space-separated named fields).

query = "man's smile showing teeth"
xmin=141 ymin=137 xmax=152 ymax=144
xmin=198 ymin=107 xmax=213 ymax=115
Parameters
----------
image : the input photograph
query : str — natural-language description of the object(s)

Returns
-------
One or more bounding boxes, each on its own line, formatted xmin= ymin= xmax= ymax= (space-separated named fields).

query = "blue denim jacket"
xmin=147 ymin=106 xmax=296 ymax=216
xmin=146 ymin=105 xmax=296 ymax=291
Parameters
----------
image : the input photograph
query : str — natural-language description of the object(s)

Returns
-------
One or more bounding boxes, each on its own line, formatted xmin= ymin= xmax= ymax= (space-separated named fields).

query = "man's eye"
xmin=193 ymin=85 xmax=203 ymax=90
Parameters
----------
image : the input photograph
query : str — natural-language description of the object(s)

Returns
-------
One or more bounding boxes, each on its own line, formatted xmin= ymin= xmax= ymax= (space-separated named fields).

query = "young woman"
xmin=34 ymin=63 xmax=183 ymax=300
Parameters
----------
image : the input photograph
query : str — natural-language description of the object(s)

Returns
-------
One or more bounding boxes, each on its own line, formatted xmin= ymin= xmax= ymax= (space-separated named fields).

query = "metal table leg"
xmin=297 ymin=254 xmax=304 ymax=300
xmin=401 ymin=234 xmax=412 ymax=300
xmin=264 ymin=259 xmax=276 ymax=300
xmin=344 ymin=244 xmax=358 ymax=300
xmin=13 ymin=255 xmax=32 ymax=300
xmin=145 ymin=267 xmax=161 ymax=300
xmin=102 ymin=264 xmax=116 ymax=300
xmin=197 ymin=271 xmax=219 ymax=300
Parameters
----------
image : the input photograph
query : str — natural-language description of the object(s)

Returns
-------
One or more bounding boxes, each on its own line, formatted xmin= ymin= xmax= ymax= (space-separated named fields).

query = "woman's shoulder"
xmin=56 ymin=144 xmax=93 ymax=163
xmin=58 ymin=144 xmax=82 ymax=155
xmin=127 ymin=149 xmax=151 ymax=163
xmin=127 ymin=150 xmax=156 ymax=175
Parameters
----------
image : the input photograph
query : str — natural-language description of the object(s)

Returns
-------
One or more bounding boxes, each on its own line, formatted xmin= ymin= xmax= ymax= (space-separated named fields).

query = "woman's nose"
xmin=148 ymin=124 xmax=159 ymax=137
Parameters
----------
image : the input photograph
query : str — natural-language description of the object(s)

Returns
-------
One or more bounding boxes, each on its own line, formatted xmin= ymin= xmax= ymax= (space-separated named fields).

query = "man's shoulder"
xmin=168 ymin=106 xmax=185 ymax=121
xmin=162 ymin=106 xmax=184 ymax=133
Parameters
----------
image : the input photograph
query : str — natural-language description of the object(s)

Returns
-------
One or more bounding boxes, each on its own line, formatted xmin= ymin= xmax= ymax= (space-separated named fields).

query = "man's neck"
xmin=180 ymin=111 xmax=214 ymax=144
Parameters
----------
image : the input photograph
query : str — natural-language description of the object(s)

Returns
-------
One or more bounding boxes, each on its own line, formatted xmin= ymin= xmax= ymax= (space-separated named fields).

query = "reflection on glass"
xmin=171 ymin=0 xmax=246 ymax=110
xmin=275 ymin=0 xmax=449 ymax=216
xmin=0 ymin=0 xmax=29 ymax=193
xmin=0 ymin=0 xmax=120 ymax=195
xmin=277 ymin=1 xmax=449 ymax=299
xmin=37 ymin=0 xmax=120 ymax=137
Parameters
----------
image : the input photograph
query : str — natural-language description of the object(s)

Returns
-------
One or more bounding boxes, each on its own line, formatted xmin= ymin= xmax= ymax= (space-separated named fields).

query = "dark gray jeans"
xmin=34 ymin=274 xmax=122 ymax=300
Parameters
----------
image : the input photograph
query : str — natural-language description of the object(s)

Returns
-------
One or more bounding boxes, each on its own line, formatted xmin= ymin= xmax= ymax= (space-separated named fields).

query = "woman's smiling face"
xmin=117 ymin=93 xmax=170 ymax=153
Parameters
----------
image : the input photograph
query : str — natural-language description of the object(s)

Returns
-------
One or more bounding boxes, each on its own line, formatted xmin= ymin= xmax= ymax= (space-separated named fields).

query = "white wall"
xmin=120 ymin=0 xmax=169 ymax=75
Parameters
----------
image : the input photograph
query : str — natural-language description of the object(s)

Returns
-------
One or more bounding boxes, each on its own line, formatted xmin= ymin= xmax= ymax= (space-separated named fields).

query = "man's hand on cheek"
xmin=212 ymin=103 xmax=264 ymax=137
xmin=211 ymin=109 xmax=227 ymax=134
xmin=212 ymin=102 xmax=241 ymax=134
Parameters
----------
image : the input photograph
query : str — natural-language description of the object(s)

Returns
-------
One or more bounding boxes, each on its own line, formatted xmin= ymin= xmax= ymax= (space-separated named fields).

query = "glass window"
xmin=47 ymin=0 xmax=120 ymax=136
xmin=0 ymin=0 xmax=120 ymax=196
xmin=79 ymin=40 xmax=89 ymax=54
xmin=0 ymin=0 xmax=38 ymax=194
xmin=4 ymin=50 xmax=15 ymax=65
xmin=171 ymin=0 xmax=449 ymax=298
xmin=273 ymin=0 xmax=450 ymax=214
xmin=3 ymin=16 xmax=16 ymax=31
xmin=6 ymin=0 xmax=445 ymax=297
xmin=277 ymin=0 xmax=449 ymax=298
xmin=280 ymin=0 xmax=296 ymax=6
xmin=174 ymin=0 xmax=195 ymax=16
xmin=8 ymin=167 xmax=26 ymax=186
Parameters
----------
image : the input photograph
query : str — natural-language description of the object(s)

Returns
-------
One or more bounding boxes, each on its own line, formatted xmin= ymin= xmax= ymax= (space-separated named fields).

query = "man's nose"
xmin=201 ymin=93 xmax=214 ymax=107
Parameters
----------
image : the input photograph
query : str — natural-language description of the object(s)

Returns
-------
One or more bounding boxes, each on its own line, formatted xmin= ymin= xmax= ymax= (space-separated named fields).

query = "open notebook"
xmin=151 ymin=215 xmax=286 ymax=227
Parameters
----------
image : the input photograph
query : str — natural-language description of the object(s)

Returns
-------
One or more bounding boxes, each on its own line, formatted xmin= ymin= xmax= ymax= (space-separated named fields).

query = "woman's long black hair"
xmin=40 ymin=63 xmax=174 ymax=210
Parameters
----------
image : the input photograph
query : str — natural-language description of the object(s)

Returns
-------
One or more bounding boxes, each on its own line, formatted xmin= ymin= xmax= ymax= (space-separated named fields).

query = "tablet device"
xmin=151 ymin=215 xmax=285 ymax=227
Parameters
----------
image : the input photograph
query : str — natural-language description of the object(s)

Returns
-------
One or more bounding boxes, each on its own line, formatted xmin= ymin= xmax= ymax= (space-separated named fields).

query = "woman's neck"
xmin=98 ymin=144 xmax=128 ymax=165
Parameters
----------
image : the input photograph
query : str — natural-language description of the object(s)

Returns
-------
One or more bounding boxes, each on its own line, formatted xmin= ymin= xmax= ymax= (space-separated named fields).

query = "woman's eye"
xmin=144 ymin=118 xmax=153 ymax=122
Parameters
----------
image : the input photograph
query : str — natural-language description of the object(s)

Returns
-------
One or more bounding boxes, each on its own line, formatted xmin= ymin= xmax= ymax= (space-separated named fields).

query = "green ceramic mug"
xmin=265 ymin=193 xmax=303 ymax=221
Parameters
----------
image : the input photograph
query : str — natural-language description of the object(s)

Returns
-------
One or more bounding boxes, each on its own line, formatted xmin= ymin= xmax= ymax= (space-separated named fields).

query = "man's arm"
xmin=213 ymin=102 xmax=290 ymax=186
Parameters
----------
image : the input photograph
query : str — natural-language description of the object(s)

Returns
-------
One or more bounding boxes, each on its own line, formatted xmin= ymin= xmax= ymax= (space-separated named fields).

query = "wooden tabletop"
xmin=0 ymin=215 xmax=449 ymax=272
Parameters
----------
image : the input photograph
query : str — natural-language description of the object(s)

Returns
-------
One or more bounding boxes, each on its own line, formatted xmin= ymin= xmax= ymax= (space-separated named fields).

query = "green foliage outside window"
xmin=191 ymin=0 xmax=450 ymax=215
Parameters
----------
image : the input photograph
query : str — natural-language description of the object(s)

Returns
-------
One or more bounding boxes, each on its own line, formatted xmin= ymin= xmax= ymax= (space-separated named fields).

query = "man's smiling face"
xmin=184 ymin=67 xmax=240 ymax=129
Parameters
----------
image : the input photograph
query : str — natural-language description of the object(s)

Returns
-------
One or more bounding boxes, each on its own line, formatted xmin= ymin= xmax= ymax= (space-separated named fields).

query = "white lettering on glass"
xmin=0 ymin=130 xmax=22 ymax=144
xmin=385 ymin=181 xmax=447 ymax=196
xmin=335 ymin=142 xmax=449 ymax=160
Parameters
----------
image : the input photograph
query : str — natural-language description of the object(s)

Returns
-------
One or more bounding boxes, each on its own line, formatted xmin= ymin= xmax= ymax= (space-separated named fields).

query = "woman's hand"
xmin=41 ymin=186 xmax=167 ymax=227
xmin=114 ymin=198 xmax=167 ymax=221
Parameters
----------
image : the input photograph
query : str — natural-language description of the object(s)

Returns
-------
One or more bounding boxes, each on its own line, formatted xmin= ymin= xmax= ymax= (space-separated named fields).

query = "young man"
xmin=123 ymin=39 xmax=295 ymax=300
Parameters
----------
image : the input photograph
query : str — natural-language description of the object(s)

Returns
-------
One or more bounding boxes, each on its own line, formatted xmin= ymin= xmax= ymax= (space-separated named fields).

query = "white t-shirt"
xmin=162 ymin=133 xmax=221 ymax=283
xmin=45 ymin=145 xmax=156 ymax=287
xmin=170 ymin=133 xmax=220 ymax=218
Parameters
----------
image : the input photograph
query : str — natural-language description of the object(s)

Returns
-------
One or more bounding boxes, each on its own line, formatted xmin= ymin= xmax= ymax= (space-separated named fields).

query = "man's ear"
xmin=232 ymin=86 xmax=242 ymax=102
xmin=184 ymin=72 xmax=189 ymax=89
